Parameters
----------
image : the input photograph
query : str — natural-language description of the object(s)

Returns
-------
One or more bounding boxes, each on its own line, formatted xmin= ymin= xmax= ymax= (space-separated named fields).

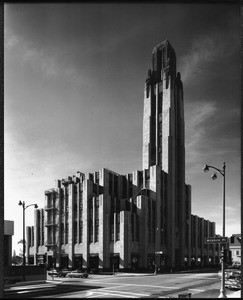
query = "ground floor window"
xmin=61 ymin=255 xmax=68 ymax=269
xmin=47 ymin=255 xmax=55 ymax=269
xmin=148 ymin=255 xmax=155 ymax=270
xmin=28 ymin=255 xmax=34 ymax=265
xmin=37 ymin=254 xmax=46 ymax=265
xmin=89 ymin=254 xmax=99 ymax=272
xmin=191 ymin=256 xmax=196 ymax=266
xmin=184 ymin=256 xmax=188 ymax=267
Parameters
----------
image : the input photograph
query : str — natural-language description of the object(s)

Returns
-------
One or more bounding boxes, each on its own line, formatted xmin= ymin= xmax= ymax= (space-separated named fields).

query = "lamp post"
xmin=202 ymin=162 xmax=226 ymax=298
xmin=18 ymin=200 xmax=38 ymax=281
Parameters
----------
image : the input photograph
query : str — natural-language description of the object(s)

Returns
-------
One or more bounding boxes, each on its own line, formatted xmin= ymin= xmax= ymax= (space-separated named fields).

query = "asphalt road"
xmin=4 ymin=271 xmax=240 ymax=298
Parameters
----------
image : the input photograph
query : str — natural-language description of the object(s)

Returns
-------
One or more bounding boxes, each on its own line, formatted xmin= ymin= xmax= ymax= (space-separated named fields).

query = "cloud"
xmin=180 ymin=30 xmax=239 ymax=83
xmin=5 ymin=29 xmax=86 ymax=86
xmin=185 ymin=98 xmax=240 ymax=182
xmin=185 ymin=100 xmax=217 ymax=174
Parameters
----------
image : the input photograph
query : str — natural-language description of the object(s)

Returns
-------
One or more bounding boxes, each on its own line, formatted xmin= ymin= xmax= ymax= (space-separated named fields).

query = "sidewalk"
xmin=229 ymin=290 xmax=241 ymax=298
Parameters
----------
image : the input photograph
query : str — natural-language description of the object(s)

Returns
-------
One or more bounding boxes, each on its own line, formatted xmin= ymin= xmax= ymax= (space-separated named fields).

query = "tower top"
xmin=152 ymin=40 xmax=175 ymax=54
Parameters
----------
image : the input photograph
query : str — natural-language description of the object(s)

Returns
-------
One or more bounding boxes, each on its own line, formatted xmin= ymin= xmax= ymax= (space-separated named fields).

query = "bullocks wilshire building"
xmin=26 ymin=40 xmax=219 ymax=271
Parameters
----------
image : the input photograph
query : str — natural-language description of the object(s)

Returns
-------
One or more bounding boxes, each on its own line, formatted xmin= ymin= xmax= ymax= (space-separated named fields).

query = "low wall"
xmin=4 ymin=265 xmax=46 ymax=282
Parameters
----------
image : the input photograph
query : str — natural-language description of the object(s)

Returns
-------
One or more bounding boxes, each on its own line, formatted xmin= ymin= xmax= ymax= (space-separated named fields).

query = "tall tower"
xmin=143 ymin=40 xmax=186 ymax=268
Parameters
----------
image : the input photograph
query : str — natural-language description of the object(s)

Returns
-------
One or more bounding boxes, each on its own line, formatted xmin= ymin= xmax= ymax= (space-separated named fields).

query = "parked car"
xmin=218 ymin=269 xmax=241 ymax=279
xmin=218 ymin=269 xmax=241 ymax=290
xmin=48 ymin=269 xmax=59 ymax=277
xmin=66 ymin=270 xmax=89 ymax=278
xmin=58 ymin=269 xmax=69 ymax=277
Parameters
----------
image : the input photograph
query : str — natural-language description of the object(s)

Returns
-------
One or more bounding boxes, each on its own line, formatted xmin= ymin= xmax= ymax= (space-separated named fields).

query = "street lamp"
xmin=202 ymin=162 xmax=226 ymax=298
xmin=18 ymin=200 xmax=38 ymax=281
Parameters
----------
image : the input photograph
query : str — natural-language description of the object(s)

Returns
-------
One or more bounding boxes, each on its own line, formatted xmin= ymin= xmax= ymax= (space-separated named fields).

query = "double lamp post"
xmin=18 ymin=200 xmax=38 ymax=281
xmin=202 ymin=162 xmax=226 ymax=298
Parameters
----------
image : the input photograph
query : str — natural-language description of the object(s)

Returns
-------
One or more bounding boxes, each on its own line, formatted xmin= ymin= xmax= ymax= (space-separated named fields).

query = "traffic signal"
xmin=220 ymin=250 xmax=224 ymax=261
xmin=223 ymin=249 xmax=232 ymax=264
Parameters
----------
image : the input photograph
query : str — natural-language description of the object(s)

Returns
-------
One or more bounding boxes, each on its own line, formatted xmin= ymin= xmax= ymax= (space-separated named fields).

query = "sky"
xmin=4 ymin=3 xmax=240 ymax=255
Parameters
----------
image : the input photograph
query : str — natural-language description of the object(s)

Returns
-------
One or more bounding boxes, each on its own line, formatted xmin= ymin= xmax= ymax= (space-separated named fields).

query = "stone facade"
xmin=26 ymin=40 xmax=218 ymax=271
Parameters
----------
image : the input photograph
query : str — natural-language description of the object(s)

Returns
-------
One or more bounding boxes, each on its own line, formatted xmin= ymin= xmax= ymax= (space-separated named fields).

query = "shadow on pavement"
xmin=4 ymin=282 xmax=102 ymax=298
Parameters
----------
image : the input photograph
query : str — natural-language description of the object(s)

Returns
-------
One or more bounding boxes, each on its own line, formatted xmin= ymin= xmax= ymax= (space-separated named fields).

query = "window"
xmin=74 ymin=221 xmax=78 ymax=244
xmin=109 ymin=173 xmax=113 ymax=195
xmin=61 ymin=223 xmax=64 ymax=244
xmin=95 ymin=221 xmax=99 ymax=242
xmin=114 ymin=175 xmax=118 ymax=198
xmin=131 ymin=214 xmax=134 ymax=241
xmin=65 ymin=187 xmax=69 ymax=206
xmin=146 ymin=85 xmax=150 ymax=98
xmin=95 ymin=197 xmax=99 ymax=242
xmin=125 ymin=200 xmax=130 ymax=211
xmin=89 ymin=219 xmax=93 ymax=243
xmin=110 ymin=214 xmax=114 ymax=242
xmin=122 ymin=176 xmax=127 ymax=198
xmin=116 ymin=213 xmax=120 ymax=241
xmin=79 ymin=221 xmax=83 ymax=243
xmin=89 ymin=199 xmax=94 ymax=243
xmin=136 ymin=215 xmax=139 ymax=242
xmin=65 ymin=223 xmax=69 ymax=244
xmin=116 ymin=198 xmax=120 ymax=213
xmin=148 ymin=199 xmax=151 ymax=242
xmin=152 ymin=201 xmax=156 ymax=243
xmin=74 ymin=204 xmax=77 ymax=219
xmin=65 ymin=207 xmax=69 ymax=221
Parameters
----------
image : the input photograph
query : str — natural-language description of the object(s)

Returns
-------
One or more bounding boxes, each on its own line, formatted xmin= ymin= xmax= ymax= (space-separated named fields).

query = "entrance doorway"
xmin=110 ymin=254 xmax=120 ymax=272
xmin=131 ymin=254 xmax=139 ymax=271
xmin=74 ymin=255 xmax=83 ymax=270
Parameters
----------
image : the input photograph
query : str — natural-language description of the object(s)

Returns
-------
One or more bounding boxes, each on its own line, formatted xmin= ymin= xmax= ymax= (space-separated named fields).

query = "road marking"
xmin=86 ymin=286 xmax=150 ymax=298
xmin=87 ymin=291 xmax=139 ymax=298
xmin=189 ymin=288 xmax=205 ymax=292
xmin=98 ymin=289 xmax=149 ymax=297
xmin=89 ymin=281 xmax=178 ymax=290
xmin=126 ymin=283 xmax=178 ymax=290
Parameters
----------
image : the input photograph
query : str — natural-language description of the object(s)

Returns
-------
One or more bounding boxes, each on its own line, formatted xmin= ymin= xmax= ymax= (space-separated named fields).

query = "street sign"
xmin=205 ymin=237 xmax=228 ymax=244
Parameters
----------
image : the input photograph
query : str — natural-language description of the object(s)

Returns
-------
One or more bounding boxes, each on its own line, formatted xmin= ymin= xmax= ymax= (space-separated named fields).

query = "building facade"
xmin=26 ymin=40 xmax=218 ymax=271
xmin=229 ymin=234 xmax=241 ymax=266
xmin=4 ymin=220 xmax=14 ymax=266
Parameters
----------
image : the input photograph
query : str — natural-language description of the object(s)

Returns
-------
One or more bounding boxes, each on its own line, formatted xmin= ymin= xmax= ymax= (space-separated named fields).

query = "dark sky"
xmin=4 ymin=3 xmax=240 ymax=253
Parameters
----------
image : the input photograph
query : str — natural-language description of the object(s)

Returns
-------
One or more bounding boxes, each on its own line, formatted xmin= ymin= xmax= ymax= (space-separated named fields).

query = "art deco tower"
xmin=143 ymin=40 xmax=187 ymax=267
xmin=143 ymin=40 xmax=185 ymax=173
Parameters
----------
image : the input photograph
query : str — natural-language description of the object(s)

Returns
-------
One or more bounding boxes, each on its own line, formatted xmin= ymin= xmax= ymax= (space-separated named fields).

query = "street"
xmin=4 ymin=270 xmax=240 ymax=298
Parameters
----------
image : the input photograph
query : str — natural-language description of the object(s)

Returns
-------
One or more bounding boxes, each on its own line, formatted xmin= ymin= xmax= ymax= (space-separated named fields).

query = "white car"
xmin=66 ymin=270 xmax=89 ymax=278
xmin=218 ymin=269 xmax=241 ymax=279
xmin=48 ymin=269 xmax=59 ymax=277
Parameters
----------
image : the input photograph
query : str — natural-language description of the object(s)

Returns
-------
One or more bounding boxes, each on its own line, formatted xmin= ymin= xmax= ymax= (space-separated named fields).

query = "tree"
xmin=12 ymin=249 xmax=22 ymax=266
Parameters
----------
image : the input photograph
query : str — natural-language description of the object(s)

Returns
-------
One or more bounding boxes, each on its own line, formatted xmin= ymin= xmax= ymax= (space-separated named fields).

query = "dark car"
xmin=58 ymin=269 xmax=69 ymax=277
xmin=66 ymin=270 xmax=89 ymax=278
